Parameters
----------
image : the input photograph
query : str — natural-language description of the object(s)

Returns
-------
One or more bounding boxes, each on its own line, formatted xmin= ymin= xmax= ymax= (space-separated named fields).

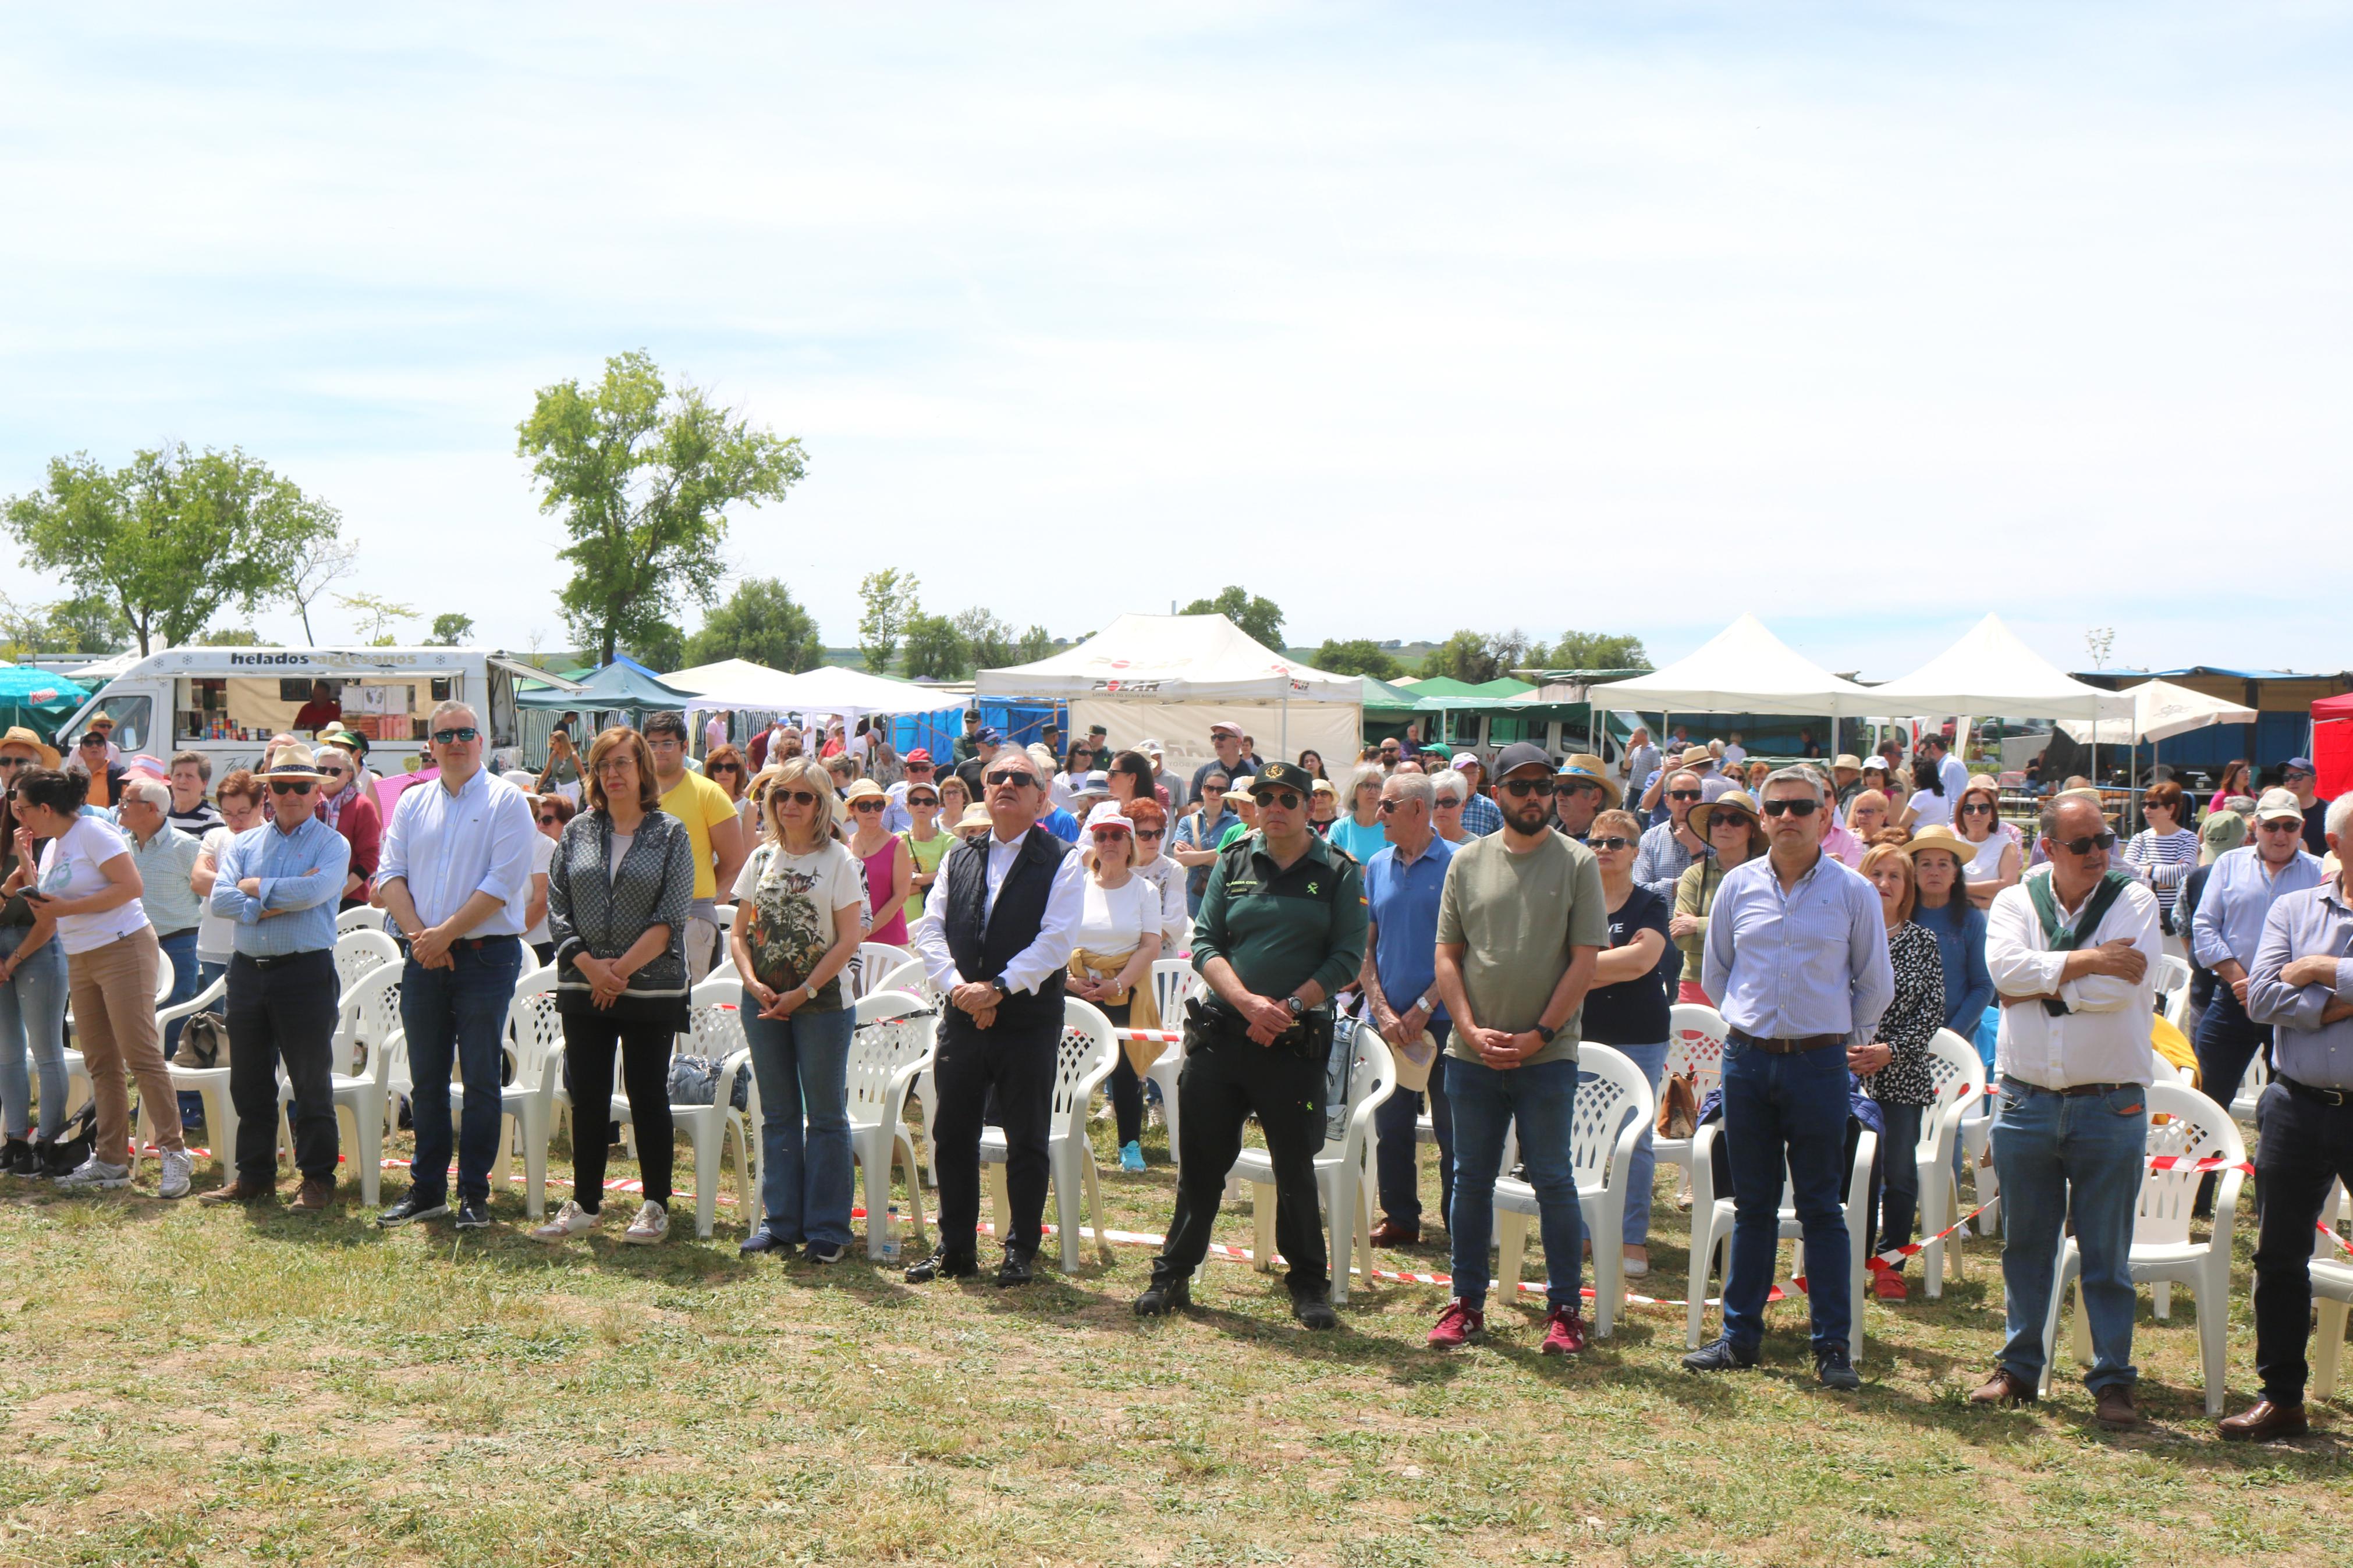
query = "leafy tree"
xmin=683 ymin=577 xmax=824 ymax=672
xmin=1180 ymin=585 xmax=1284 ymax=650
xmin=1014 ymin=624 xmax=1055 ymax=664
xmin=857 ymin=568 xmax=917 ymax=673
xmin=626 ymin=620 xmax=686 ymax=674
xmin=283 ymin=535 xmax=359 ymax=642
xmin=194 ymin=627 xmax=268 ymax=646
xmin=4 ymin=443 xmax=342 ymax=655
xmin=900 ymin=613 xmax=968 ymax=681
xmin=336 ymin=592 xmax=414 ymax=645
xmin=517 ymin=350 xmax=807 ymax=665
xmin=952 ymin=607 xmax=1018 ymax=671
xmin=1541 ymin=630 xmax=1651 ymax=671
xmin=1422 ymin=629 xmax=1503 ymax=684
xmin=426 ymin=612 xmax=476 ymax=646
xmin=1312 ymin=638 xmax=1401 ymax=681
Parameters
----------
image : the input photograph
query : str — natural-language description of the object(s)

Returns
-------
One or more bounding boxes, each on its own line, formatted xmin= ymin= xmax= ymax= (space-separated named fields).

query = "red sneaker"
xmin=1427 ymin=1299 xmax=1484 ymax=1349
xmin=1540 ymin=1304 xmax=1588 ymax=1356
xmin=1873 ymin=1270 xmax=1908 ymax=1302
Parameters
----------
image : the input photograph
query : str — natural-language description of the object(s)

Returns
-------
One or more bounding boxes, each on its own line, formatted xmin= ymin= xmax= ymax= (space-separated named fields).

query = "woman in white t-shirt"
xmin=1069 ymin=801 xmax=1164 ymax=1174
xmin=727 ymin=755 xmax=867 ymax=1263
xmin=2 ymin=767 xmax=192 ymax=1196
xmin=523 ymin=794 xmax=574 ymax=967
xmin=189 ymin=769 xmax=266 ymax=991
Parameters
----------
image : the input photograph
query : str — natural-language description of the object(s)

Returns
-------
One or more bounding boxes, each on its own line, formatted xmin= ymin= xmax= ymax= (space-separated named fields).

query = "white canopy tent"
xmin=1870 ymin=615 xmax=2135 ymax=725
xmin=977 ymin=613 xmax=1362 ymax=780
xmin=1593 ymin=614 xmax=1877 ymax=758
xmin=2056 ymin=679 xmax=2256 ymax=746
xmin=659 ymin=657 xmax=786 ymax=698
xmin=674 ymin=663 xmax=946 ymax=723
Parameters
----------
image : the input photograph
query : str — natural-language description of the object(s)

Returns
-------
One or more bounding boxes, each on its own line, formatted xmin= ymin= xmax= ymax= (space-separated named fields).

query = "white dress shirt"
xmin=908 ymin=827 xmax=1085 ymax=997
xmin=1987 ymin=870 xmax=2161 ymax=1090
xmin=378 ymin=767 xmax=540 ymax=934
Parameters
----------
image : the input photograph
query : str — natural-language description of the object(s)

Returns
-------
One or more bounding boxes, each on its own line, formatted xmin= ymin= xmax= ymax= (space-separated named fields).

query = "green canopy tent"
xmin=0 ymin=665 xmax=91 ymax=745
xmin=514 ymin=661 xmax=695 ymax=714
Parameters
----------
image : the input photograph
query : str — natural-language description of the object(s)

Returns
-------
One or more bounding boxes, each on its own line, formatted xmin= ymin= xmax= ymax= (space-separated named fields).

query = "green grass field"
xmin=1 ymin=1110 xmax=2344 ymax=1567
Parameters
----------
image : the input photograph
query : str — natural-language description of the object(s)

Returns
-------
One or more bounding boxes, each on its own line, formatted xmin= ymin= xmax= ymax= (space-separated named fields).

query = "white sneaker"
xmin=157 ymin=1147 xmax=195 ymax=1200
xmin=622 ymin=1200 xmax=669 ymax=1245
xmin=530 ymin=1199 xmax=599 ymax=1244
xmin=55 ymin=1157 xmax=132 ymax=1191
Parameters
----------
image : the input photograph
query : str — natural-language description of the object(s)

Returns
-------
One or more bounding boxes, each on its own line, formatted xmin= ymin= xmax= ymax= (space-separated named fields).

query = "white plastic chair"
xmin=129 ymin=976 xmax=233 ymax=1175
xmin=2312 ymin=1183 xmax=2352 ymax=1400
xmin=1686 ymin=1119 xmax=1879 ymax=1364
xmin=1914 ymin=1030 xmax=1989 ymax=1297
xmin=2153 ymin=954 xmax=2191 ymax=1032
xmin=325 ymin=1023 xmax=398 ymax=1206
xmin=445 ymin=965 xmax=561 ymax=1219
xmin=872 ymin=957 xmax=943 ymax=1186
xmin=1655 ymin=1004 xmax=1730 ymax=1200
xmin=1490 ymin=1043 xmax=1653 ymax=1336
xmin=981 ymin=997 xmax=1117 ymax=1271
xmin=335 ymin=905 xmax=389 ymax=936
xmin=1141 ymin=958 xmax=1197 ymax=1158
xmin=843 ymin=942 xmax=916 ymax=1003
xmin=2229 ymin=1054 xmax=2269 ymax=1128
xmin=1230 ymin=1026 xmax=1396 ymax=1306
xmin=333 ymin=928 xmax=401 ymax=998
xmin=621 ymin=976 xmax=757 ymax=1239
xmin=2038 ymin=1080 xmax=2243 ymax=1415
xmin=846 ymin=989 xmax=936 ymax=1258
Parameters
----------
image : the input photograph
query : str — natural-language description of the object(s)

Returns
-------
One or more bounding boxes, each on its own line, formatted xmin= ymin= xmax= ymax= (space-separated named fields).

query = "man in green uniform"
xmin=1135 ymin=761 xmax=1369 ymax=1328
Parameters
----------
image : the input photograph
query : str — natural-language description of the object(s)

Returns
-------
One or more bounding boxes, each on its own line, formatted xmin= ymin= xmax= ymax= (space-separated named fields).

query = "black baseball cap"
xmin=1489 ymin=741 xmax=1553 ymax=778
xmin=1250 ymin=760 xmax=1312 ymax=798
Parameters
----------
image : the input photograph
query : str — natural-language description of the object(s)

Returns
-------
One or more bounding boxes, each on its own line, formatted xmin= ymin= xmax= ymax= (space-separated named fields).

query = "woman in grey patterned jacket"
xmin=531 ymin=727 xmax=697 ymax=1248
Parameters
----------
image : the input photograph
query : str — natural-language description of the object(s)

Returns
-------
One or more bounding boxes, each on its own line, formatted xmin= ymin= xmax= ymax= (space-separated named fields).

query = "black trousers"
xmin=2194 ymin=985 xmax=2272 ymax=1214
xmin=225 ymin=950 xmax=340 ymax=1185
xmin=2251 ymin=1081 xmax=2353 ymax=1404
xmin=1153 ymin=1027 xmax=1329 ymax=1297
xmin=1098 ymin=997 xmax=1144 ymax=1146
xmin=932 ymin=1001 xmax=1060 ymax=1256
xmin=562 ymin=1013 xmax=676 ymax=1210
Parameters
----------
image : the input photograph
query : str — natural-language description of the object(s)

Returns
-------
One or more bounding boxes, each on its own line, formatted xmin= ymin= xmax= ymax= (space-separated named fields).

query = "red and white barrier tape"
xmin=2146 ymin=1154 xmax=2255 ymax=1175
xmin=1116 ymin=1029 xmax=1184 ymax=1044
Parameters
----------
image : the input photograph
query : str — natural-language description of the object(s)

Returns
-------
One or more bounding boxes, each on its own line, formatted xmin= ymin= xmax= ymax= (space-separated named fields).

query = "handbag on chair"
xmin=1656 ymin=1069 xmax=1699 ymax=1139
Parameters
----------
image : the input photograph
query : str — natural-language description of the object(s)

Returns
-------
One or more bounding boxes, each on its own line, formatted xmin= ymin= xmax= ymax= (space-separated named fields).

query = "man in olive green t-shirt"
xmin=1429 ymin=742 xmax=1606 ymax=1356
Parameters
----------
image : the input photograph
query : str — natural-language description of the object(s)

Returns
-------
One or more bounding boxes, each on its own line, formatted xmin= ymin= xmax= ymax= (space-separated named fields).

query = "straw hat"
xmin=1695 ymin=789 xmax=1766 ymax=853
xmin=261 ymin=742 xmax=328 ymax=783
xmin=1554 ymin=753 xmax=1623 ymax=809
xmin=0 ymin=726 xmax=61 ymax=769
xmin=955 ymin=802 xmax=995 ymax=835
xmin=1677 ymin=745 xmax=1713 ymax=770
xmin=840 ymin=777 xmax=889 ymax=816
xmin=1832 ymin=753 xmax=1864 ymax=774
xmin=1902 ymin=825 xmax=1976 ymax=867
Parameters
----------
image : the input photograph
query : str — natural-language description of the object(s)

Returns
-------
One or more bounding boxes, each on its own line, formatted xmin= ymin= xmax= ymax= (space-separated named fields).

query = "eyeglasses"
xmin=1497 ymin=777 xmax=1553 ymax=798
xmin=2052 ymin=830 xmax=2118 ymax=854
xmin=1761 ymin=799 xmax=1818 ymax=817
xmin=318 ymin=766 xmax=348 ymax=778
xmin=775 ymin=789 xmax=822 ymax=807
xmin=906 ymin=764 xmax=934 ymax=773
xmin=1089 ymin=829 xmax=1130 ymax=842
xmin=1557 ymin=779 xmax=1598 ymax=796
xmin=1668 ymin=789 xmax=1703 ymax=802
xmin=983 ymin=769 xmax=1036 ymax=787
xmin=1135 ymin=828 xmax=1165 ymax=840
xmin=1376 ymin=798 xmax=1417 ymax=814
xmin=1705 ymin=811 xmax=1751 ymax=832
xmin=268 ymin=781 xmax=314 ymax=796
xmin=1588 ymin=835 xmax=1635 ymax=852
xmin=431 ymin=727 xmax=480 ymax=745
xmin=708 ymin=762 xmax=740 ymax=774
xmin=2259 ymin=819 xmax=2304 ymax=833
xmin=1253 ymin=791 xmax=1303 ymax=810
xmin=1203 ymin=784 xmax=1226 ymax=794
xmin=906 ymin=794 xmax=939 ymax=807
xmin=77 ymin=735 xmax=107 ymax=747
xmin=850 ymin=799 xmax=885 ymax=813
xmin=1433 ymin=795 xmax=1464 ymax=809
xmin=1960 ymin=801 xmax=1994 ymax=816
xmin=0 ymin=757 xmax=30 ymax=770
xmin=537 ymin=814 xmax=560 ymax=825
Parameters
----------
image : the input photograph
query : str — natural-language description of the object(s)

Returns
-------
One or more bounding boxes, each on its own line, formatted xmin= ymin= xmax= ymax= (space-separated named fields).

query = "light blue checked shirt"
xmin=1459 ymin=791 xmax=1503 ymax=838
xmin=1702 ymin=849 xmax=1894 ymax=1044
xmin=2246 ymin=879 xmax=2353 ymax=1090
xmin=208 ymin=814 xmax=349 ymax=957
xmin=2189 ymin=843 xmax=2326 ymax=972
xmin=125 ymin=822 xmax=205 ymax=937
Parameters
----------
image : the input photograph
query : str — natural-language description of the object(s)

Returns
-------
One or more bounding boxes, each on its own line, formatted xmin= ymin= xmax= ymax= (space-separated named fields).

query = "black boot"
xmin=0 ymin=1139 xmax=28 ymax=1176
xmin=905 ymin=1245 xmax=978 ymax=1283
xmin=1134 ymin=1276 xmax=1193 ymax=1317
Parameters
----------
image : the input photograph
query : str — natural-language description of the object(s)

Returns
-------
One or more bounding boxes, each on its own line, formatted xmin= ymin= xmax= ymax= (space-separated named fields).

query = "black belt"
xmin=2001 ymin=1076 xmax=2132 ymax=1098
xmin=237 ymin=949 xmax=331 ymax=971
xmin=1729 ymin=1029 xmax=1843 ymax=1055
xmin=2276 ymin=1072 xmax=2353 ymax=1108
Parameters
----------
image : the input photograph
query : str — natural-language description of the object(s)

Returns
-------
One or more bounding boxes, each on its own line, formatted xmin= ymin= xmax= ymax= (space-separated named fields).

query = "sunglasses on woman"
xmin=537 ymin=813 xmax=560 ymax=826
xmin=850 ymin=799 xmax=885 ymax=813
xmin=1588 ymin=835 xmax=1635 ymax=852
xmin=774 ymin=789 xmax=822 ymax=807
xmin=1134 ymin=828 xmax=1164 ymax=841
xmin=906 ymin=794 xmax=939 ymax=807
xmin=1960 ymin=801 xmax=1994 ymax=816
xmin=709 ymin=762 xmax=740 ymax=774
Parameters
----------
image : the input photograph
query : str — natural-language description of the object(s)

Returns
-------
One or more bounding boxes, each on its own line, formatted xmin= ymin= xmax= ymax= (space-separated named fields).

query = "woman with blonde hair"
xmin=937 ymin=771 xmax=974 ymax=827
xmin=1953 ymin=774 xmax=2021 ymax=908
xmin=1854 ymin=841 xmax=1946 ymax=1300
xmin=1670 ymin=791 xmax=1763 ymax=1005
xmin=1069 ymin=802 xmax=1164 ymax=1173
xmin=1844 ymin=788 xmax=1893 ymax=841
xmin=729 ymin=753 xmax=865 ymax=1261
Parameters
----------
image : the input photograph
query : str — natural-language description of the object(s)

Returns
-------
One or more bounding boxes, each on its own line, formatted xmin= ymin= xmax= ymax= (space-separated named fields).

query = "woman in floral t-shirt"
xmin=729 ymin=756 xmax=867 ymax=1263
xmin=1854 ymin=843 xmax=1947 ymax=1302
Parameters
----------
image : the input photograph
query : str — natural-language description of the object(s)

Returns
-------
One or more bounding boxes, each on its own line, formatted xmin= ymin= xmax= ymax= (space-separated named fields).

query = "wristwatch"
xmin=1284 ymin=995 xmax=1307 ymax=1018
xmin=1532 ymin=1023 xmax=1558 ymax=1046
xmin=803 ymin=982 xmax=819 ymax=1002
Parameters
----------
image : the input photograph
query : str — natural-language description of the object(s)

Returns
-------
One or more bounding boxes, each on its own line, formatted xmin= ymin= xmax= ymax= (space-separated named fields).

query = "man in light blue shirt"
xmin=1359 ymin=770 xmax=1457 ymax=1246
xmin=201 ymin=746 xmax=350 ymax=1211
xmin=1687 ymin=766 xmax=1893 ymax=1391
xmin=374 ymin=702 xmax=537 ymax=1231
xmin=2189 ymin=788 xmax=2326 ymax=1150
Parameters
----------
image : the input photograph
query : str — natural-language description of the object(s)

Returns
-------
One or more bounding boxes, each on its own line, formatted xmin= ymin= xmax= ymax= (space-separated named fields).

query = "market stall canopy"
xmin=976 ymin=614 xmax=1363 ymax=703
xmin=514 ymin=661 xmax=695 ymax=712
xmin=683 ymin=663 xmax=945 ymax=720
xmin=1360 ymin=676 xmax=1424 ymax=714
xmin=0 ymin=664 xmax=90 ymax=742
xmin=1871 ymin=614 xmax=2133 ymax=723
xmin=2056 ymin=680 xmax=2257 ymax=745
xmin=1591 ymin=613 xmax=1874 ymax=716
xmin=2312 ymin=691 xmax=2353 ymax=802
xmin=656 ymin=657 xmax=780 ymax=696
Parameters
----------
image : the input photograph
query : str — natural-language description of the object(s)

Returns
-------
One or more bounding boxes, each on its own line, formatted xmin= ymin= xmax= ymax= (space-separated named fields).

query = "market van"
xmin=51 ymin=646 xmax=577 ymax=778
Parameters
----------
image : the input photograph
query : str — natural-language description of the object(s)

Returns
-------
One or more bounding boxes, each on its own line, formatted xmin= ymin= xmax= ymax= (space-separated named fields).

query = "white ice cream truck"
xmin=51 ymin=646 xmax=575 ymax=780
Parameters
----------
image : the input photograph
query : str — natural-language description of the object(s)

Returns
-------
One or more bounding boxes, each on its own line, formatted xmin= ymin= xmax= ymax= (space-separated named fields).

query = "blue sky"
xmin=3 ymin=3 xmax=2348 ymax=677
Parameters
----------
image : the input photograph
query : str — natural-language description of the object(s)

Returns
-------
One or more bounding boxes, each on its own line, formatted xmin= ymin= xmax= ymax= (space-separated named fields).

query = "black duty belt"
xmin=1728 ymin=1029 xmax=1843 ymax=1055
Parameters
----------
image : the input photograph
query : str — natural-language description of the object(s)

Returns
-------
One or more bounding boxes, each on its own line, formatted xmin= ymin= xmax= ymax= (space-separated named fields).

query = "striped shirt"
xmin=2123 ymin=827 xmax=2199 ymax=914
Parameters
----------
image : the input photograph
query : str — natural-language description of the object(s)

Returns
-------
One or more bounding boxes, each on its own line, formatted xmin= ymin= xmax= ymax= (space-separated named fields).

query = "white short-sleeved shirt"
xmin=1074 ymin=873 xmax=1159 ymax=955
xmin=523 ymin=831 xmax=559 ymax=945
xmin=38 ymin=815 xmax=151 ymax=954
xmin=196 ymin=824 xmax=239 ymax=961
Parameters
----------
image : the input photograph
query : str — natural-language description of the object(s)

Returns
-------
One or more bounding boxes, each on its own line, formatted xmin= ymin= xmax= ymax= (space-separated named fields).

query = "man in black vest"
xmin=905 ymin=746 xmax=1084 ymax=1285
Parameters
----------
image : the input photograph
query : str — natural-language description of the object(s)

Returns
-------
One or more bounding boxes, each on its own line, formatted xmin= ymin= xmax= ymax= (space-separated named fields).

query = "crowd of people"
xmin=0 ymin=706 xmax=2345 ymax=1441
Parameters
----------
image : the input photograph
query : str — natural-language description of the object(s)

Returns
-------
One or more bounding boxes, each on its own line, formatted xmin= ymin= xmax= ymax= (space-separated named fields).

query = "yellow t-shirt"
xmin=659 ymin=770 xmax=739 ymax=901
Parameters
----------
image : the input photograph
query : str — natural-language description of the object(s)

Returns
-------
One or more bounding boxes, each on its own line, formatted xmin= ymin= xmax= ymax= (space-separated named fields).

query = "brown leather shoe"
xmin=2218 ymin=1398 xmax=2308 ymax=1443
xmin=200 ymin=1179 xmax=274 ymax=1205
xmin=2093 ymin=1384 xmax=2142 ymax=1428
xmin=1967 ymin=1366 xmax=2038 ymax=1406
xmin=289 ymin=1176 xmax=335 ymax=1213
xmin=1367 ymin=1219 xmax=1421 ymax=1248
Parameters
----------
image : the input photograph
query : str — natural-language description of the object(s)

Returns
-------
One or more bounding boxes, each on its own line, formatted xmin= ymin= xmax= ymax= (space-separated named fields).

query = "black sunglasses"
xmin=431 ymin=727 xmax=480 ymax=744
xmin=906 ymin=794 xmax=939 ymax=806
xmin=775 ymin=789 xmax=822 ymax=807
xmin=1668 ymin=789 xmax=1703 ymax=802
xmin=1761 ymin=799 xmax=1818 ymax=817
xmin=708 ymin=762 xmax=740 ymax=774
xmin=1376 ymin=798 xmax=1417 ymax=814
xmin=850 ymin=799 xmax=885 ymax=812
xmin=1499 ymin=778 xmax=1553 ymax=798
xmin=983 ymin=769 xmax=1037 ymax=787
xmin=268 ymin=780 xmax=314 ymax=796
xmin=1588 ymin=835 xmax=1636 ymax=852
xmin=1252 ymin=791 xmax=1303 ymax=810
xmin=2052 ymin=830 xmax=2119 ymax=854
xmin=1960 ymin=801 xmax=1994 ymax=816
xmin=537 ymin=813 xmax=560 ymax=825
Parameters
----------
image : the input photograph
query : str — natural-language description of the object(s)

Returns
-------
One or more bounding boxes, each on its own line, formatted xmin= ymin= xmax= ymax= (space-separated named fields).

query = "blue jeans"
xmin=1446 ymin=1054 xmax=1584 ymax=1313
xmin=742 ymin=997 xmax=856 ymax=1249
xmin=1719 ymin=1039 xmax=1852 ymax=1357
xmin=0 ymin=927 xmax=69 ymax=1141
xmin=1374 ymin=1021 xmax=1452 ymax=1231
xmin=1991 ymin=1076 xmax=2148 ymax=1392
xmin=1609 ymin=1040 xmax=1671 ymax=1245
xmin=198 ymin=958 xmax=228 ymax=995
xmin=399 ymin=940 xmax=526 ymax=1206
